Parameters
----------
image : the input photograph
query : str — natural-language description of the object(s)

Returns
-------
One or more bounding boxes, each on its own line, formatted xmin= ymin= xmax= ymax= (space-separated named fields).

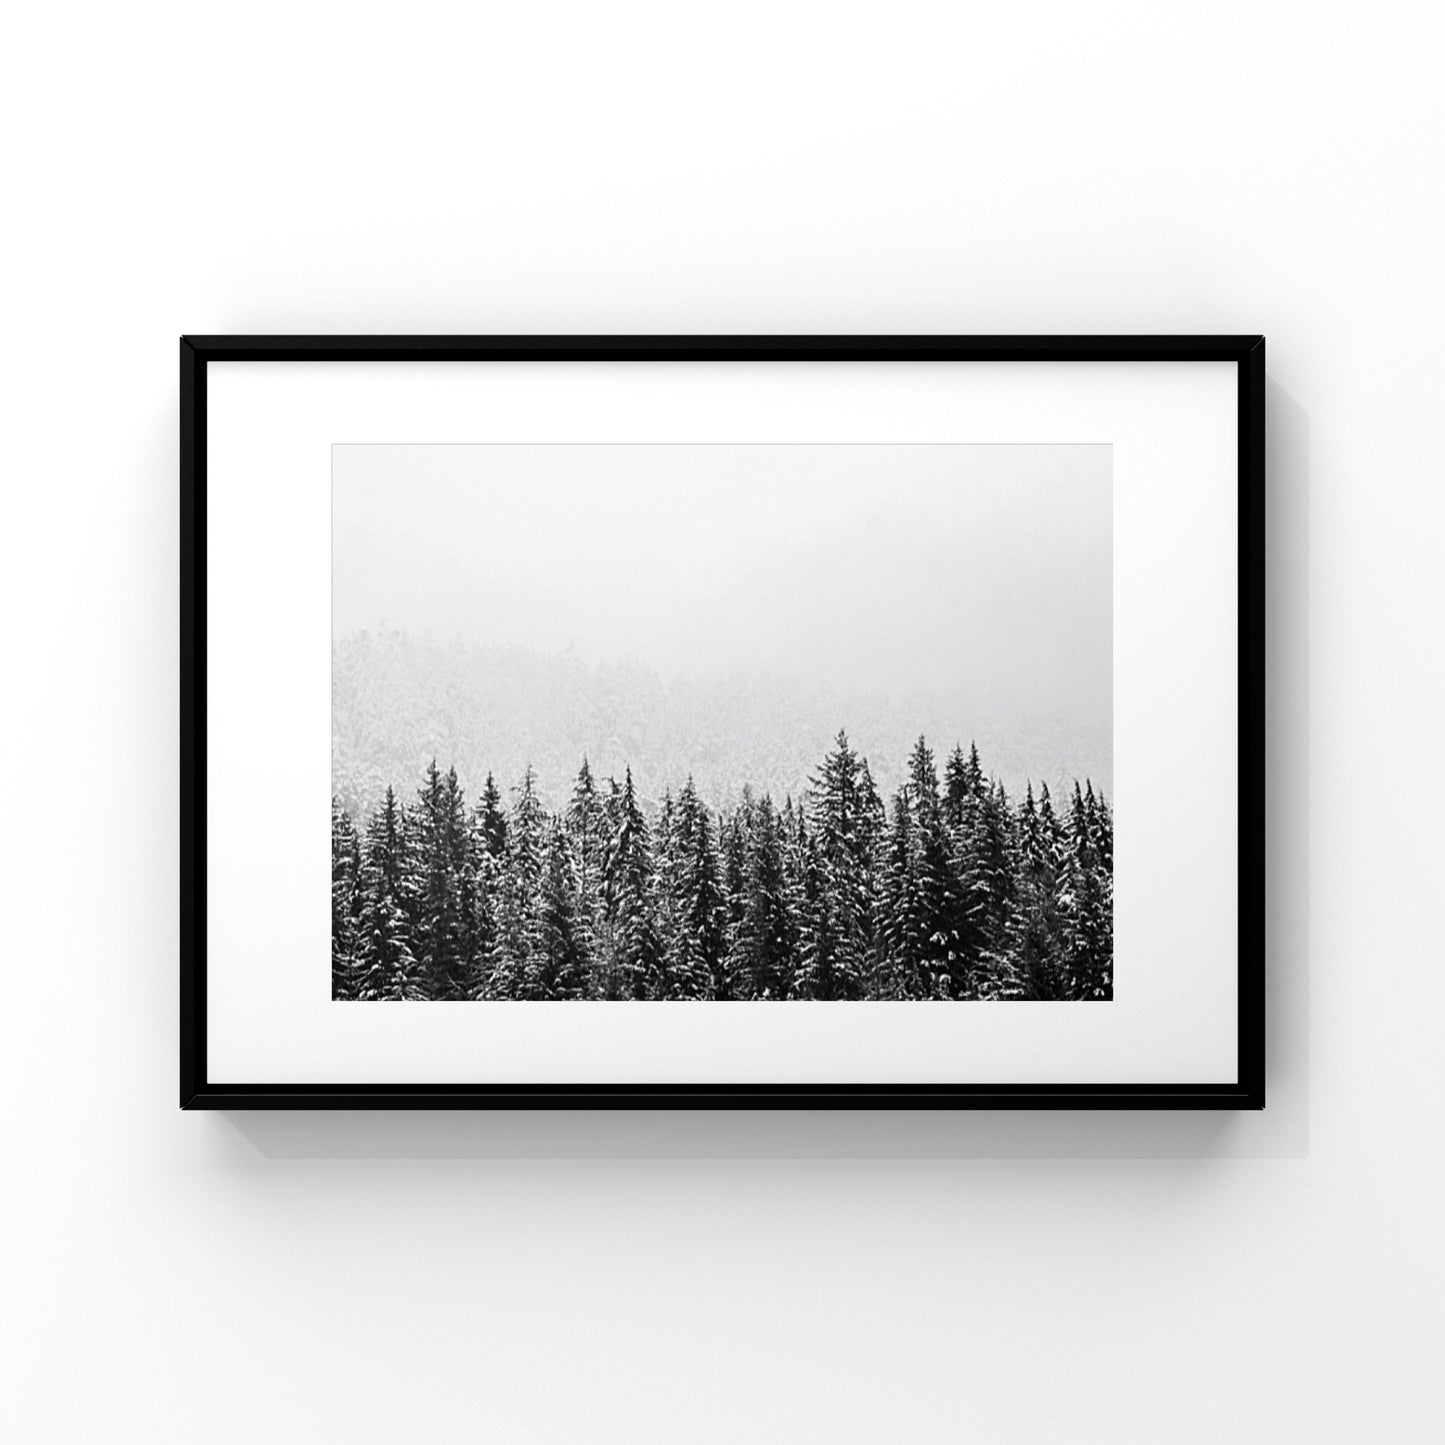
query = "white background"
xmin=208 ymin=364 xmax=1236 ymax=1084
xmin=0 ymin=1 xmax=1434 ymax=1440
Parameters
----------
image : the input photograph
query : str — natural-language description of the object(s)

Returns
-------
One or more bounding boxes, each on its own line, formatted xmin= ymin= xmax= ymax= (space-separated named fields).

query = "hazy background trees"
xmin=333 ymin=627 xmax=1111 ymax=825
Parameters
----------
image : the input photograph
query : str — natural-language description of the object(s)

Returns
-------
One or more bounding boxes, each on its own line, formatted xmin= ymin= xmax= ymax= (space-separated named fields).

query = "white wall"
xmin=1 ymin=1 xmax=1435 ymax=1439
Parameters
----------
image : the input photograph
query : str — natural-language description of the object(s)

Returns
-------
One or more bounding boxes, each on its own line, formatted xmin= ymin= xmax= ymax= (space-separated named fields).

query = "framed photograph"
xmin=181 ymin=335 xmax=1263 ymax=1109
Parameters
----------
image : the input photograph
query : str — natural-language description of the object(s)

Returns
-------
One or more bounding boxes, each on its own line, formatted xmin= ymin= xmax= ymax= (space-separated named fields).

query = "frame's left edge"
xmin=180 ymin=338 xmax=206 ymax=1108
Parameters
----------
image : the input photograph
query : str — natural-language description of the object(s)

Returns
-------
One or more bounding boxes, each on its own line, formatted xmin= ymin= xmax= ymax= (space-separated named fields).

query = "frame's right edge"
xmin=1238 ymin=336 xmax=1267 ymax=1108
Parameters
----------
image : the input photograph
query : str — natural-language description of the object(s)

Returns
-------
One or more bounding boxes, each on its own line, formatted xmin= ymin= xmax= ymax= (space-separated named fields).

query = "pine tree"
xmin=331 ymin=798 xmax=362 ymax=999
xmin=564 ymin=757 xmax=605 ymax=978
xmin=1091 ymin=783 xmax=1113 ymax=875
xmin=494 ymin=765 xmax=547 ymax=997
xmin=732 ymin=795 xmax=796 ymax=999
xmin=1061 ymin=781 xmax=1113 ymax=1000
xmin=779 ymin=795 xmax=809 ymax=984
xmin=943 ymin=741 xmax=983 ymax=831
xmin=806 ymin=731 xmax=874 ymax=998
xmin=449 ymin=767 xmax=483 ymax=990
xmin=905 ymin=737 xmax=971 ymax=997
xmin=465 ymin=807 xmax=501 ymax=1000
xmin=1003 ymin=782 xmax=1069 ymax=999
xmin=477 ymin=771 xmax=508 ymax=860
xmin=534 ymin=819 xmax=587 ymax=998
xmin=944 ymin=741 xmax=993 ymax=970
xmin=855 ymin=757 xmax=888 ymax=992
xmin=464 ymin=774 xmax=507 ymax=997
xmin=1038 ymin=782 xmax=1066 ymax=871
xmin=794 ymin=827 xmax=846 ymax=999
xmin=660 ymin=778 xmax=725 ymax=999
xmin=599 ymin=767 xmax=663 ymax=998
xmin=978 ymin=781 xmax=1017 ymax=941
xmin=971 ymin=780 xmax=1024 ymax=998
xmin=717 ymin=798 xmax=751 ymax=998
xmin=652 ymin=788 xmax=681 ymax=992
xmin=354 ymin=786 xmax=426 ymax=1000
xmin=881 ymin=787 xmax=923 ymax=997
xmin=410 ymin=760 xmax=472 ymax=999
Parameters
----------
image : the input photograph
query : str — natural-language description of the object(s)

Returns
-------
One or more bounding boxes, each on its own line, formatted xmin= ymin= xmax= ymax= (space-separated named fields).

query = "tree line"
xmin=331 ymin=732 xmax=1112 ymax=1002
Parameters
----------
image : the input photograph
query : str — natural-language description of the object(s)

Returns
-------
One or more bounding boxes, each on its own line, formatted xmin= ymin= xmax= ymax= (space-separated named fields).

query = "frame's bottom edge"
xmin=181 ymin=1085 xmax=1263 ymax=1111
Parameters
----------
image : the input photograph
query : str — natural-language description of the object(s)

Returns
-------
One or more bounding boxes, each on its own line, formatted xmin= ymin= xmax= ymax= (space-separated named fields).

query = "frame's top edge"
xmin=178 ymin=334 xmax=1267 ymax=363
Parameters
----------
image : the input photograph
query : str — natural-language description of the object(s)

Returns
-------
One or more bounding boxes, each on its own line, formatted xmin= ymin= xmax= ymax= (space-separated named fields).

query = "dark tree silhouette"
xmin=352 ymin=786 xmax=426 ymax=1000
xmin=331 ymin=799 xmax=362 ymax=1000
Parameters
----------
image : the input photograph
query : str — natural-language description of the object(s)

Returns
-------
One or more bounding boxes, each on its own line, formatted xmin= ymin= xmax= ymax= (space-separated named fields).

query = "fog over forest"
xmin=333 ymin=444 xmax=1111 ymax=817
xmin=332 ymin=629 xmax=1110 ymax=821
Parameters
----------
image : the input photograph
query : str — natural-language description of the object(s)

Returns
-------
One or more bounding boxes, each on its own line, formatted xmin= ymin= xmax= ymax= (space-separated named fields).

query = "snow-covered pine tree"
xmin=1090 ymin=782 xmax=1113 ymax=876
xmin=970 ymin=779 xmax=1025 ymax=998
xmin=1017 ymin=782 xmax=1043 ymax=871
xmin=1038 ymin=781 xmax=1066 ymax=871
xmin=493 ymin=765 xmax=547 ymax=997
xmin=1060 ymin=781 xmax=1113 ymax=1000
xmin=564 ymin=757 xmax=604 ymax=979
xmin=331 ymin=798 xmax=362 ymax=999
xmin=442 ymin=767 xmax=485 ymax=991
xmin=464 ymin=802 xmax=501 ymax=1000
xmin=978 ymin=780 xmax=1017 ymax=942
xmin=659 ymin=778 xmax=725 ymax=999
xmin=652 ymin=788 xmax=681 ymax=995
xmin=881 ymin=787 xmax=923 ymax=997
xmin=906 ymin=736 xmax=972 ymax=997
xmin=598 ymin=767 xmax=663 ymax=999
xmin=1001 ymin=782 xmax=1069 ymax=999
xmin=409 ymin=760 xmax=473 ymax=1000
xmin=477 ymin=771 xmax=508 ymax=860
xmin=716 ymin=796 xmax=751 ymax=998
xmin=779 ymin=796 xmax=809 ymax=988
xmin=794 ymin=826 xmax=846 ymax=999
xmin=1090 ymin=784 xmax=1115 ymax=998
xmin=943 ymin=741 xmax=993 ymax=972
xmin=731 ymin=794 xmax=797 ymax=1000
xmin=943 ymin=741 xmax=984 ymax=831
xmin=805 ymin=730 xmax=875 ymax=999
xmin=533 ymin=819 xmax=587 ymax=998
xmin=855 ymin=757 xmax=888 ymax=993
xmin=354 ymin=786 xmax=426 ymax=1000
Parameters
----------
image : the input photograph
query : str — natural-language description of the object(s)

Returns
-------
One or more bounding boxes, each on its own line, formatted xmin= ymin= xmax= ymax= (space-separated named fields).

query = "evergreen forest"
xmin=331 ymin=732 xmax=1112 ymax=1002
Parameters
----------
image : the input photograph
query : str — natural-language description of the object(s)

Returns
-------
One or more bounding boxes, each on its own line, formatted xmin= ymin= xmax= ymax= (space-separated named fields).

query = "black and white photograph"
xmin=331 ymin=443 xmax=1114 ymax=1004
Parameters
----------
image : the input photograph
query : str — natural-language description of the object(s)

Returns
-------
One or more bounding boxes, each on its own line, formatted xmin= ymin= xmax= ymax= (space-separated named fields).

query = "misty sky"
xmin=333 ymin=444 xmax=1111 ymax=758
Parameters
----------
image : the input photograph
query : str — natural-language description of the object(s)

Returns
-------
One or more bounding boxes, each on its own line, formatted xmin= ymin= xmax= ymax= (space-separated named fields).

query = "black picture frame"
xmin=180 ymin=334 xmax=1265 ymax=1110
